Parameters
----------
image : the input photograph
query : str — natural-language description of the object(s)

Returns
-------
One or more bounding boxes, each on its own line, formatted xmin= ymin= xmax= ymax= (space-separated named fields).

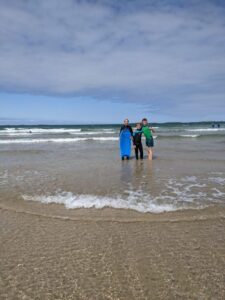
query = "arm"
xmin=129 ymin=126 xmax=134 ymax=141
xmin=150 ymin=127 xmax=155 ymax=133
xmin=149 ymin=126 xmax=155 ymax=132
xmin=129 ymin=126 xmax=133 ymax=135
xmin=132 ymin=132 xmax=136 ymax=146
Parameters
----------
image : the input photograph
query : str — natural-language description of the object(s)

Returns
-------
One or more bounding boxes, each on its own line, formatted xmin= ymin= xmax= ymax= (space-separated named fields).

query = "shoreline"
xmin=1 ymin=200 xmax=225 ymax=223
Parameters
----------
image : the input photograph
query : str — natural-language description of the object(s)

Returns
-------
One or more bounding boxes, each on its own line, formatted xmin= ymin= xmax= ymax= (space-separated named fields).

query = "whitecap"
xmin=0 ymin=137 xmax=119 ymax=144
xmin=208 ymin=177 xmax=225 ymax=186
xmin=180 ymin=134 xmax=200 ymax=138
xmin=186 ymin=128 xmax=225 ymax=132
xmin=0 ymin=128 xmax=82 ymax=134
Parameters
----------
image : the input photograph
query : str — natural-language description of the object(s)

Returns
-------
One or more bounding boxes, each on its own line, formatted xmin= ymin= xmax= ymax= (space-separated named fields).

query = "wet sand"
xmin=1 ymin=205 xmax=225 ymax=300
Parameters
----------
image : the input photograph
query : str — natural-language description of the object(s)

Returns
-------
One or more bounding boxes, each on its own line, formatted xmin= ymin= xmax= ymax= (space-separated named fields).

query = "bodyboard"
xmin=120 ymin=129 xmax=131 ymax=158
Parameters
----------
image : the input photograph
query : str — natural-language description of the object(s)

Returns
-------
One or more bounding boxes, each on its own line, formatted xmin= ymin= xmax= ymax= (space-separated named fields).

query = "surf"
xmin=0 ymin=137 xmax=119 ymax=144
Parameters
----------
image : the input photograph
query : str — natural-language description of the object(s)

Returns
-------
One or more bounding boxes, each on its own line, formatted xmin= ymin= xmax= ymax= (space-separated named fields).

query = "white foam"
xmin=181 ymin=176 xmax=197 ymax=182
xmin=102 ymin=128 xmax=116 ymax=131
xmin=70 ymin=131 xmax=115 ymax=135
xmin=0 ymin=131 xmax=116 ymax=138
xmin=22 ymin=192 xmax=177 ymax=213
xmin=208 ymin=177 xmax=225 ymax=186
xmin=164 ymin=178 xmax=208 ymax=203
xmin=0 ymin=131 xmax=115 ymax=136
xmin=0 ymin=128 xmax=82 ymax=134
xmin=21 ymin=174 xmax=224 ymax=213
xmin=0 ymin=137 xmax=119 ymax=144
xmin=21 ymin=175 xmax=214 ymax=214
xmin=211 ymin=188 xmax=225 ymax=198
xmin=0 ymin=132 xmax=31 ymax=136
xmin=92 ymin=137 xmax=119 ymax=141
xmin=186 ymin=128 xmax=225 ymax=132
xmin=180 ymin=134 xmax=200 ymax=138
xmin=0 ymin=170 xmax=8 ymax=186
xmin=0 ymin=128 xmax=116 ymax=137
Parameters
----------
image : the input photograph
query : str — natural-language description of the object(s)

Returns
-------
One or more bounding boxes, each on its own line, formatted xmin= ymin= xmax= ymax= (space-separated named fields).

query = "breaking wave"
xmin=22 ymin=192 xmax=177 ymax=213
xmin=0 ymin=137 xmax=119 ymax=144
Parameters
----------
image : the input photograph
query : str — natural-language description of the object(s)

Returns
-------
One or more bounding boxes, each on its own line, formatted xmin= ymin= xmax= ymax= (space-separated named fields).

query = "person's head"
xmin=136 ymin=123 xmax=142 ymax=130
xmin=124 ymin=118 xmax=129 ymax=126
xmin=142 ymin=118 xmax=148 ymax=126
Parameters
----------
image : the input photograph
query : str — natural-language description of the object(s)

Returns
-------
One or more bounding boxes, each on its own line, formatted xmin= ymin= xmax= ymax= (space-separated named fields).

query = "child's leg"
xmin=135 ymin=146 xmax=139 ymax=160
xmin=140 ymin=144 xmax=144 ymax=159
xmin=148 ymin=147 xmax=153 ymax=160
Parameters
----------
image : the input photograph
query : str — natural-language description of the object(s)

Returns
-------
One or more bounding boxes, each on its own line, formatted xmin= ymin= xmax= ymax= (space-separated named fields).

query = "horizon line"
xmin=0 ymin=120 xmax=224 ymax=126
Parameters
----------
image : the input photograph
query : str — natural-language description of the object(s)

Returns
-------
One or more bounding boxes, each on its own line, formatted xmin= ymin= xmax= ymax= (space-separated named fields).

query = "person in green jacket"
xmin=142 ymin=118 xmax=155 ymax=160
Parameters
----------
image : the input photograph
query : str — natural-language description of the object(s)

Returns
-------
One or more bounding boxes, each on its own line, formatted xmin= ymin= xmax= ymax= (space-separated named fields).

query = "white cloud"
xmin=0 ymin=0 xmax=225 ymax=119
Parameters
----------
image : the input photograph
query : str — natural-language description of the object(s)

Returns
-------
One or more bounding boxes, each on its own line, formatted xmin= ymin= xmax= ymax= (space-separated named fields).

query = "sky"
xmin=0 ymin=0 xmax=225 ymax=124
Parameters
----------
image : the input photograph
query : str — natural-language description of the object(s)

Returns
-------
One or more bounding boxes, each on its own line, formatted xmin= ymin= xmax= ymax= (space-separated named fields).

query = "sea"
xmin=0 ymin=122 xmax=225 ymax=214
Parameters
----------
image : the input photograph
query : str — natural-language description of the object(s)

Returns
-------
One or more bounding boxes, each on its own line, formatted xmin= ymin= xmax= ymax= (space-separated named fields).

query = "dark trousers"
xmin=135 ymin=143 xmax=143 ymax=159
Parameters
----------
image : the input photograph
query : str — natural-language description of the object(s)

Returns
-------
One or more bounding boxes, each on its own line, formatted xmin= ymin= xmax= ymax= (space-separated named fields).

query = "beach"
xmin=1 ymin=0 xmax=225 ymax=297
xmin=1 ymin=206 xmax=225 ymax=300
xmin=0 ymin=123 xmax=225 ymax=299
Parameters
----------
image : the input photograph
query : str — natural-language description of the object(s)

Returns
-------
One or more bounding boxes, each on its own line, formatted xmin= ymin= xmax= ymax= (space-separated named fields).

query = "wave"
xmin=208 ymin=177 xmax=225 ymax=186
xmin=186 ymin=128 xmax=225 ymax=132
xmin=0 ymin=128 xmax=116 ymax=137
xmin=0 ymin=137 xmax=119 ymax=144
xmin=102 ymin=128 xmax=116 ymax=131
xmin=0 ymin=131 xmax=115 ymax=137
xmin=157 ymin=133 xmax=224 ymax=139
xmin=0 ymin=128 xmax=82 ymax=134
xmin=180 ymin=134 xmax=200 ymax=138
xmin=70 ymin=131 xmax=115 ymax=135
xmin=1 ymin=133 xmax=223 ymax=143
xmin=22 ymin=192 xmax=177 ymax=213
xmin=19 ymin=173 xmax=225 ymax=213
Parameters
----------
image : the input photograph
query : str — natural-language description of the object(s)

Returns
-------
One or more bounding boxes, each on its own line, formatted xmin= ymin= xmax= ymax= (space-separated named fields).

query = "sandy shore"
xmin=1 ymin=205 xmax=225 ymax=300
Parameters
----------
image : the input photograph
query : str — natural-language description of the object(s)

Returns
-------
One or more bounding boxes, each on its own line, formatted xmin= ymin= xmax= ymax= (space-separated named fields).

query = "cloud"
xmin=0 ymin=0 xmax=225 ymax=119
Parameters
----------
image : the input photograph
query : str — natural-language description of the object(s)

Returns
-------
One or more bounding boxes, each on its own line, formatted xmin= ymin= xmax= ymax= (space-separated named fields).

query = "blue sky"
xmin=0 ymin=0 xmax=225 ymax=124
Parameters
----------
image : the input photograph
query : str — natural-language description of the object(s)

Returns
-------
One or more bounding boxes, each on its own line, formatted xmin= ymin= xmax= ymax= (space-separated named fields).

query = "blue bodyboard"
xmin=120 ymin=129 xmax=131 ymax=158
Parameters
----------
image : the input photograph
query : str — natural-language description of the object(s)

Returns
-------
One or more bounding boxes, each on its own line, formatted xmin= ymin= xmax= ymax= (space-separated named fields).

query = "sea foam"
xmin=180 ymin=134 xmax=200 ymax=138
xmin=21 ymin=174 xmax=225 ymax=213
xmin=22 ymin=192 xmax=176 ymax=213
xmin=186 ymin=128 xmax=225 ymax=132
xmin=1 ymin=128 xmax=82 ymax=134
xmin=0 ymin=137 xmax=119 ymax=144
xmin=0 ymin=130 xmax=115 ymax=136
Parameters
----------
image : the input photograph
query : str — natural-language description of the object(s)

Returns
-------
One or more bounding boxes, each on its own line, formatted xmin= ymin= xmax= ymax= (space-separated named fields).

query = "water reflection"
xmin=120 ymin=160 xmax=133 ymax=185
xmin=119 ymin=159 xmax=156 ymax=194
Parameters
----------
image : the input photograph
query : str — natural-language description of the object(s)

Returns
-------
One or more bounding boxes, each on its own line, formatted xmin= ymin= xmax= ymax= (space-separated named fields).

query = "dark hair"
xmin=136 ymin=122 xmax=142 ymax=126
xmin=142 ymin=118 xmax=147 ymax=122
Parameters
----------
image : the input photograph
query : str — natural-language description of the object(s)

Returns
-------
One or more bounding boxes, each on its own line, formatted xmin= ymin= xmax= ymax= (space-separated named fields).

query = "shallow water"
xmin=0 ymin=122 xmax=225 ymax=213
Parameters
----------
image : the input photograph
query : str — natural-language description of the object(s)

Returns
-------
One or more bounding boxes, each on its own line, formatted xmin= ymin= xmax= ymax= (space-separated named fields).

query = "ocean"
xmin=0 ymin=122 xmax=225 ymax=214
